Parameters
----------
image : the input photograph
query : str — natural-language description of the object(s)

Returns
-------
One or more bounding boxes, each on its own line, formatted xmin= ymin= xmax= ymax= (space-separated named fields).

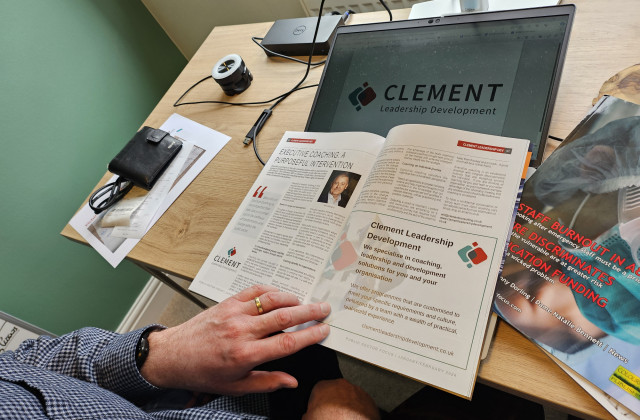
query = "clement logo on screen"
xmin=458 ymin=242 xmax=487 ymax=268
xmin=348 ymin=82 xmax=377 ymax=111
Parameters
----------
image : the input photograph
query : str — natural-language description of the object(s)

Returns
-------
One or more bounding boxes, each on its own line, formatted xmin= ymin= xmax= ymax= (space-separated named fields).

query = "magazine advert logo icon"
xmin=213 ymin=246 xmax=241 ymax=269
xmin=458 ymin=242 xmax=487 ymax=268
xmin=330 ymin=233 xmax=358 ymax=271
xmin=348 ymin=82 xmax=376 ymax=111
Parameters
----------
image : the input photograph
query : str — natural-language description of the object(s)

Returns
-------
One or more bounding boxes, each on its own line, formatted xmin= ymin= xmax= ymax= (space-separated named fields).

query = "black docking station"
xmin=260 ymin=15 xmax=344 ymax=57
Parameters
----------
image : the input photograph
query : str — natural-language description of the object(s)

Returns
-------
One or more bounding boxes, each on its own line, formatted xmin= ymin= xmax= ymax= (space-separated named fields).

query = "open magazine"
xmin=493 ymin=96 xmax=640 ymax=415
xmin=190 ymin=124 xmax=530 ymax=398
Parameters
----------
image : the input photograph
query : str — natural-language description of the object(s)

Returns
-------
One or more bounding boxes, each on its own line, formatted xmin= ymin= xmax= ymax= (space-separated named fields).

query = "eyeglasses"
xmin=88 ymin=177 xmax=133 ymax=214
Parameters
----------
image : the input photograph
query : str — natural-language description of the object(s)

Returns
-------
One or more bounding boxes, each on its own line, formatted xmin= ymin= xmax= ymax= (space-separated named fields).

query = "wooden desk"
xmin=62 ymin=1 xmax=640 ymax=418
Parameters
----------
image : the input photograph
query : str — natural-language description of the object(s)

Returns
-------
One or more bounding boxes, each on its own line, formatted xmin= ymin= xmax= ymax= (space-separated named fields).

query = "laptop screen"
xmin=305 ymin=5 xmax=575 ymax=167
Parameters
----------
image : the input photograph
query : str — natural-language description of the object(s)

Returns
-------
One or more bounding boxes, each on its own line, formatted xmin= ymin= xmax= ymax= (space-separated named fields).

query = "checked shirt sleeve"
xmin=7 ymin=326 xmax=165 ymax=402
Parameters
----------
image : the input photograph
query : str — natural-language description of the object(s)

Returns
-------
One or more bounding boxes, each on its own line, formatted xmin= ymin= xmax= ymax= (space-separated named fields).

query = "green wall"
xmin=0 ymin=0 xmax=187 ymax=335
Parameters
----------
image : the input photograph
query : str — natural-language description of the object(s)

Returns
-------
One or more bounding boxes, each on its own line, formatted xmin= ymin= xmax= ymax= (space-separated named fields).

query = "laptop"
xmin=305 ymin=5 xmax=575 ymax=167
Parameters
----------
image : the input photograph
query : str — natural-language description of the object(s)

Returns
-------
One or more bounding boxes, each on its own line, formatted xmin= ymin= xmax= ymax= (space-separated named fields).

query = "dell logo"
xmin=293 ymin=25 xmax=307 ymax=35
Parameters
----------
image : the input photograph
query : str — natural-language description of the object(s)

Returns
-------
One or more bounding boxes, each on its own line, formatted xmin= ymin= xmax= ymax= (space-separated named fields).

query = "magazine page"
xmin=189 ymin=131 xmax=385 ymax=303
xmin=493 ymin=96 xmax=640 ymax=415
xmin=543 ymin=347 xmax=640 ymax=420
xmin=306 ymin=124 xmax=530 ymax=398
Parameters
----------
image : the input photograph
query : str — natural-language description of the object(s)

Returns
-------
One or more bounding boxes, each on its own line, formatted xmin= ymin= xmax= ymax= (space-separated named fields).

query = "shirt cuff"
xmin=96 ymin=325 xmax=166 ymax=402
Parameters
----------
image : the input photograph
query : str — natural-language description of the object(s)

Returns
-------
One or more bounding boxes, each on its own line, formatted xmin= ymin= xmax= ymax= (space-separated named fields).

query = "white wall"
xmin=141 ymin=0 xmax=309 ymax=59
xmin=140 ymin=0 xmax=425 ymax=59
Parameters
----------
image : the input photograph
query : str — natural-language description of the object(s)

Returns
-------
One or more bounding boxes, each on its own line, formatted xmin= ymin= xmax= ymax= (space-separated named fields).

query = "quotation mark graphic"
xmin=458 ymin=242 xmax=487 ymax=268
xmin=348 ymin=82 xmax=377 ymax=111
xmin=253 ymin=186 xmax=267 ymax=198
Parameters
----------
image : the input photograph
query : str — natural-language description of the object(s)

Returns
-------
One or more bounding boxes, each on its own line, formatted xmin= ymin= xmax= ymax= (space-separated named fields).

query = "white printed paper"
xmin=110 ymin=141 xmax=194 ymax=238
xmin=68 ymin=114 xmax=230 ymax=267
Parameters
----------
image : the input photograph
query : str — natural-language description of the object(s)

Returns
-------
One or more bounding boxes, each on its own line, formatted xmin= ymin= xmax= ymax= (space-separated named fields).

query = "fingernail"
xmin=320 ymin=323 xmax=330 ymax=335
xmin=320 ymin=302 xmax=331 ymax=315
xmin=285 ymin=380 xmax=298 ymax=389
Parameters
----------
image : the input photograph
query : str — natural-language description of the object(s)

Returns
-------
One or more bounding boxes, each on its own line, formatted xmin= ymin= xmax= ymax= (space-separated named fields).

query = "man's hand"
xmin=303 ymin=379 xmax=381 ymax=420
xmin=141 ymin=284 xmax=331 ymax=395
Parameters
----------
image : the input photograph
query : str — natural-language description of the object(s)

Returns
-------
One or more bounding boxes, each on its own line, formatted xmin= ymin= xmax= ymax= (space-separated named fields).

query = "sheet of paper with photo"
xmin=68 ymin=114 xmax=230 ymax=267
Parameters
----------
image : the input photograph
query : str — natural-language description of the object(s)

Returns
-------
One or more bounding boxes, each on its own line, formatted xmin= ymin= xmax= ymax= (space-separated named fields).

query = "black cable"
xmin=173 ymin=3 xmax=328 ymax=111
xmin=173 ymin=0 xmax=328 ymax=165
xmin=548 ymin=135 xmax=564 ymax=142
xmin=244 ymin=109 xmax=272 ymax=164
xmin=274 ymin=0 xmax=326 ymax=107
xmin=343 ymin=9 xmax=356 ymax=22
xmin=173 ymin=75 xmax=213 ymax=107
xmin=174 ymin=80 xmax=318 ymax=107
xmin=379 ymin=0 xmax=393 ymax=21
xmin=245 ymin=0 xmax=328 ymax=165
xmin=88 ymin=177 xmax=133 ymax=214
xmin=251 ymin=37 xmax=326 ymax=66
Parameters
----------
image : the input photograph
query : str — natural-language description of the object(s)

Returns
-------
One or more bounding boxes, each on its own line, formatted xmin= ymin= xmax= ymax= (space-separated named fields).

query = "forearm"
xmin=7 ymin=326 xmax=164 ymax=401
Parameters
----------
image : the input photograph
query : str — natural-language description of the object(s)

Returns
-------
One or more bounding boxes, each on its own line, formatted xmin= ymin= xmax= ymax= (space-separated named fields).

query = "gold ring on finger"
xmin=254 ymin=297 xmax=264 ymax=314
